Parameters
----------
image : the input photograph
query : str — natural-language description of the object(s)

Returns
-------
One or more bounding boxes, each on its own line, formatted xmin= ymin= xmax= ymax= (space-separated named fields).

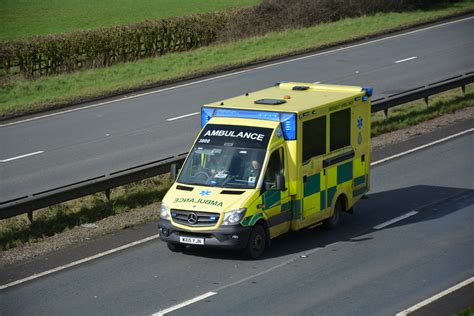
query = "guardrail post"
xmin=105 ymin=189 xmax=111 ymax=202
xmin=383 ymin=109 xmax=389 ymax=118
xmin=424 ymin=96 xmax=429 ymax=109
xmin=27 ymin=211 xmax=33 ymax=225
xmin=461 ymin=85 xmax=466 ymax=97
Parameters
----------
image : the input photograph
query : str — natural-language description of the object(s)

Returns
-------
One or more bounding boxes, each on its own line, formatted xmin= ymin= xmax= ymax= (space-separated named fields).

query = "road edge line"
xmin=371 ymin=128 xmax=473 ymax=166
xmin=395 ymin=277 xmax=474 ymax=316
xmin=0 ymin=234 xmax=160 ymax=290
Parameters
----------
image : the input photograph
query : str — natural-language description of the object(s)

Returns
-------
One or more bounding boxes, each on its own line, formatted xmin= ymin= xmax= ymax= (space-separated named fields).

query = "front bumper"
xmin=158 ymin=219 xmax=252 ymax=249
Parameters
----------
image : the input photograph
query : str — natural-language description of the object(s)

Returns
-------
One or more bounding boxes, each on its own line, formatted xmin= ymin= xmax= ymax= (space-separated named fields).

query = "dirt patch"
xmin=0 ymin=107 xmax=473 ymax=267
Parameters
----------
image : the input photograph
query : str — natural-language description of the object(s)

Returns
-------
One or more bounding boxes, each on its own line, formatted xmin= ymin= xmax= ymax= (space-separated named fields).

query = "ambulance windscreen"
xmin=177 ymin=124 xmax=272 ymax=188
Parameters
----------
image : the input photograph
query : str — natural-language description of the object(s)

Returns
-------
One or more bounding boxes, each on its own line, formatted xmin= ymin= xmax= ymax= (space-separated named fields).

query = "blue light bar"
xmin=201 ymin=108 xmax=215 ymax=127
xmin=280 ymin=113 xmax=297 ymax=140
xmin=214 ymin=109 xmax=280 ymax=121
xmin=201 ymin=107 xmax=297 ymax=140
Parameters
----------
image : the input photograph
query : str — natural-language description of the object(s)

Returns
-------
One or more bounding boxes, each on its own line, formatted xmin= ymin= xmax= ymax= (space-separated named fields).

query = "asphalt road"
xmin=1 ymin=17 xmax=473 ymax=203
xmin=1 ymin=128 xmax=472 ymax=315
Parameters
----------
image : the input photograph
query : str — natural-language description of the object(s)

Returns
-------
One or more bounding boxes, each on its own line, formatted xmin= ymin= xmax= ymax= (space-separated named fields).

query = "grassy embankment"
xmin=1 ymin=85 xmax=472 ymax=251
xmin=0 ymin=0 xmax=258 ymax=41
xmin=0 ymin=1 xmax=473 ymax=117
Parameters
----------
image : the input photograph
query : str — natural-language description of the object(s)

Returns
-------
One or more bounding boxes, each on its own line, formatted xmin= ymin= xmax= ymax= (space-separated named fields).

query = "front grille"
xmin=171 ymin=209 xmax=220 ymax=227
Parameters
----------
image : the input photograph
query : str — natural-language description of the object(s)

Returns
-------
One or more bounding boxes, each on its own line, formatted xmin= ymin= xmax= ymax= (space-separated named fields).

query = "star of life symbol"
xmin=199 ymin=190 xmax=211 ymax=196
xmin=357 ymin=117 xmax=363 ymax=130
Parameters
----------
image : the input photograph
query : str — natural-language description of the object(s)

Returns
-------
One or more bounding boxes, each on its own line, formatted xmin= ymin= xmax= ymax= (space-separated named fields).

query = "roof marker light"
xmin=362 ymin=87 xmax=374 ymax=97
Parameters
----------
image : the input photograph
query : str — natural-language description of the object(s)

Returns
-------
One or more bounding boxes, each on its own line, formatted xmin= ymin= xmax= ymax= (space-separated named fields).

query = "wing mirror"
xmin=275 ymin=174 xmax=286 ymax=191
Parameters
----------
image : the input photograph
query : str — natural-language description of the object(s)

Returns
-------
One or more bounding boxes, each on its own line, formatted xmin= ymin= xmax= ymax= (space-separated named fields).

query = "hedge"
xmin=0 ymin=0 xmax=456 ymax=78
xmin=0 ymin=12 xmax=230 ymax=77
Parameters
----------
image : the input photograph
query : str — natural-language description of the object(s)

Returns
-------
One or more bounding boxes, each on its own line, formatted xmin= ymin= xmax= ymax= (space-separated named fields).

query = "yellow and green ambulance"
xmin=158 ymin=82 xmax=373 ymax=258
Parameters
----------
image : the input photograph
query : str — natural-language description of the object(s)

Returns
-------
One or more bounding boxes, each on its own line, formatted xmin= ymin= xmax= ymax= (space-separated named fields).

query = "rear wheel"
xmin=245 ymin=224 xmax=266 ymax=259
xmin=167 ymin=242 xmax=185 ymax=252
xmin=324 ymin=197 xmax=343 ymax=229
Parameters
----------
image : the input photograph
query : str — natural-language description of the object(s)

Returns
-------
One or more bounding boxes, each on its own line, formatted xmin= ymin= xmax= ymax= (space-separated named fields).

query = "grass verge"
xmin=0 ymin=175 xmax=171 ymax=251
xmin=0 ymin=86 xmax=472 ymax=251
xmin=1 ymin=1 xmax=473 ymax=118
xmin=372 ymin=85 xmax=474 ymax=136
xmin=0 ymin=0 xmax=258 ymax=41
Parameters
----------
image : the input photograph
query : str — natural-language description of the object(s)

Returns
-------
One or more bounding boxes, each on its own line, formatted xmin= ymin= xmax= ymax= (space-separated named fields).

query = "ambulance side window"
xmin=264 ymin=148 xmax=284 ymax=188
xmin=303 ymin=116 xmax=326 ymax=163
xmin=330 ymin=108 xmax=351 ymax=151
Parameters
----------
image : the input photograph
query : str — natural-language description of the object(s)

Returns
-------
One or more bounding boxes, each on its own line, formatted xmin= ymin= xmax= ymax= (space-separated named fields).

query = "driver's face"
xmin=251 ymin=160 xmax=260 ymax=169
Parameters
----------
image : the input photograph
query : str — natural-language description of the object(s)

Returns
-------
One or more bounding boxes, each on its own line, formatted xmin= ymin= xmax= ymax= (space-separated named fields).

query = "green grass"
xmin=1 ymin=1 xmax=473 ymax=118
xmin=372 ymin=85 xmax=474 ymax=136
xmin=0 ymin=175 xmax=171 ymax=251
xmin=456 ymin=306 xmax=474 ymax=316
xmin=1 ymin=86 xmax=472 ymax=251
xmin=0 ymin=0 xmax=259 ymax=41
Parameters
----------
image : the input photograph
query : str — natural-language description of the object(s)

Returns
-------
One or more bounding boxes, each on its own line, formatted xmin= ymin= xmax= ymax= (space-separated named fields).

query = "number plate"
xmin=179 ymin=236 xmax=204 ymax=245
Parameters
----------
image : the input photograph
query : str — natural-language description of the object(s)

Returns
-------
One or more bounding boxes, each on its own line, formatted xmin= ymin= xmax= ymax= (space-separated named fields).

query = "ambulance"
xmin=158 ymin=82 xmax=373 ymax=258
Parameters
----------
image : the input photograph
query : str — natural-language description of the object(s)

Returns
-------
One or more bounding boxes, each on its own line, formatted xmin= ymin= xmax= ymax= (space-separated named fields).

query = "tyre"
xmin=245 ymin=224 xmax=267 ymax=259
xmin=323 ymin=197 xmax=343 ymax=229
xmin=167 ymin=242 xmax=185 ymax=252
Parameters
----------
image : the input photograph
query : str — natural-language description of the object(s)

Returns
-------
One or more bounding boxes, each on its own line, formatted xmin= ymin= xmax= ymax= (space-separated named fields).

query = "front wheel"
xmin=245 ymin=224 xmax=266 ymax=259
xmin=323 ymin=197 xmax=343 ymax=229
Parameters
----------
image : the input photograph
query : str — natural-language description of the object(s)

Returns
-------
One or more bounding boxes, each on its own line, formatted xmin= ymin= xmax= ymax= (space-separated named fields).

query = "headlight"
xmin=160 ymin=203 xmax=170 ymax=220
xmin=222 ymin=208 xmax=246 ymax=226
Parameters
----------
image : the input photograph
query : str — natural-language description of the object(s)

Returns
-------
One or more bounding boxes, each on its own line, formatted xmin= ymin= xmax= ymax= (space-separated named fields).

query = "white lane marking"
xmin=373 ymin=211 xmax=418 ymax=230
xmin=166 ymin=112 xmax=199 ymax=121
xmin=152 ymin=291 xmax=218 ymax=316
xmin=371 ymin=128 xmax=474 ymax=166
xmin=0 ymin=151 xmax=44 ymax=163
xmin=1 ymin=16 xmax=472 ymax=128
xmin=1 ymin=128 xmax=472 ymax=290
xmin=395 ymin=56 xmax=417 ymax=63
xmin=396 ymin=277 xmax=474 ymax=316
xmin=0 ymin=234 xmax=160 ymax=290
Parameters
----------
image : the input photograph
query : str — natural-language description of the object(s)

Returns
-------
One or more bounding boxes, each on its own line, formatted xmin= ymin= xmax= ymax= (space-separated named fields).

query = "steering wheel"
xmin=194 ymin=170 xmax=211 ymax=181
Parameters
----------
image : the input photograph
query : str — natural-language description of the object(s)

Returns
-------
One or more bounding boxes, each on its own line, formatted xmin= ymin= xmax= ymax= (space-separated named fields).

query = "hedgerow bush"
xmin=0 ymin=0 xmax=456 ymax=78
xmin=0 ymin=12 xmax=230 ymax=77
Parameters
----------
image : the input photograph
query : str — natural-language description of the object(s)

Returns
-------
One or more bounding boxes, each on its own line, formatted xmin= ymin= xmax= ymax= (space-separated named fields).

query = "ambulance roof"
xmin=205 ymin=82 xmax=366 ymax=113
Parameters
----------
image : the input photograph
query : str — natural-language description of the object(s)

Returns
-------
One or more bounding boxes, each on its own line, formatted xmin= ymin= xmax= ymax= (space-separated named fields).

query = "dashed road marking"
xmin=152 ymin=291 xmax=218 ymax=316
xmin=166 ymin=112 xmax=199 ymax=121
xmin=0 ymin=151 xmax=44 ymax=163
xmin=373 ymin=211 xmax=418 ymax=230
xmin=395 ymin=56 xmax=418 ymax=63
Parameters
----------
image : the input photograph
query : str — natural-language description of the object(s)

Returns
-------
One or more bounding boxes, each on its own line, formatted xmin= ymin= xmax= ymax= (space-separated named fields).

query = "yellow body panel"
xmin=163 ymin=82 xmax=372 ymax=243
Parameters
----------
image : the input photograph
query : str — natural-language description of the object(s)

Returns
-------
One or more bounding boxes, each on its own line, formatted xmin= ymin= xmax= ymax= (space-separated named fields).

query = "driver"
xmin=244 ymin=159 xmax=261 ymax=179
